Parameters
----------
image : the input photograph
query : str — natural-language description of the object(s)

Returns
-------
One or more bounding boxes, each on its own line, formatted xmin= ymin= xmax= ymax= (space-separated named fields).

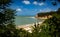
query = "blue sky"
xmin=10 ymin=0 xmax=60 ymax=16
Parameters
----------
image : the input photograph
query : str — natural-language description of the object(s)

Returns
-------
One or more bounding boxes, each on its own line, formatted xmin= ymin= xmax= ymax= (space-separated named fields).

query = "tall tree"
xmin=0 ymin=0 xmax=18 ymax=37
xmin=0 ymin=0 xmax=12 ymax=9
xmin=40 ymin=9 xmax=60 ymax=37
xmin=0 ymin=0 xmax=12 ymax=21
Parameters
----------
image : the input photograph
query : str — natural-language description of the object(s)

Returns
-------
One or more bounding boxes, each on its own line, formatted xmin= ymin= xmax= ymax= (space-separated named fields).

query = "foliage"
xmin=31 ymin=24 xmax=41 ymax=37
xmin=37 ymin=11 xmax=56 ymax=17
xmin=19 ymin=28 xmax=32 ymax=37
xmin=43 ymin=16 xmax=60 ymax=37
xmin=39 ymin=8 xmax=60 ymax=37
xmin=0 ymin=0 xmax=18 ymax=37
xmin=0 ymin=0 xmax=12 ymax=9
xmin=0 ymin=0 xmax=60 ymax=37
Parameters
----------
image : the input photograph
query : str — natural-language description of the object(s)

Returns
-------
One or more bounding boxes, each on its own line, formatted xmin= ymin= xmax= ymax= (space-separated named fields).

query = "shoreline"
xmin=16 ymin=20 xmax=44 ymax=28
xmin=16 ymin=20 xmax=45 ymax=33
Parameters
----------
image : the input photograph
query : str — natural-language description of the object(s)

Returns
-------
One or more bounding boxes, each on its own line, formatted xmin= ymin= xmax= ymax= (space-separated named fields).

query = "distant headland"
xmin=35 ymin=11 xmax=57 ymax=19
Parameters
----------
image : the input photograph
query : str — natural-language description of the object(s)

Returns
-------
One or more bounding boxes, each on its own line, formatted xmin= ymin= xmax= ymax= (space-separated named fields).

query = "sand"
xmin=16 ymin=20 xmax=45 ymax=33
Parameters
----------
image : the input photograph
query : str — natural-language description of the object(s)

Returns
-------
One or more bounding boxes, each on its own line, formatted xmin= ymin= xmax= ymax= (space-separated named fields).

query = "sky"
xmin=10 ymin=0 xmax=60 ymax=16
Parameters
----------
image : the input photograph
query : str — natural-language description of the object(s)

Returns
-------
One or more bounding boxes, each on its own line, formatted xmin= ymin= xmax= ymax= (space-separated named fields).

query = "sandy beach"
xmin=16 ymin=20 xmax=45 ymax=33
xmin=16 ymin=21 xmax=44 ymax=28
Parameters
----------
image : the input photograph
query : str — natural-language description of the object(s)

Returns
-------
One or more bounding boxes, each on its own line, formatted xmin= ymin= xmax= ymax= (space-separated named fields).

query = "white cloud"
xmin=33 ymin=1 xmax=45 ymax=6
xmin=39 ymin=2 xmax=44 ymax=6
xmin=22 ymin=1 xmax=30 ymax=5
xmin=33 ymin=1 xmax=38 ymax=5
xmin=16 ymin=8 xmax=22 ymax=12
xmin=40 ymin=8 xmax=52 ymax=12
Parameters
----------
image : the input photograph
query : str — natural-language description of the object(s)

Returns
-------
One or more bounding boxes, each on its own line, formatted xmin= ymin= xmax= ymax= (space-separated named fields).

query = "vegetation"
xmin=0 ymin=0 xmax=19 ymax=37
xmin=37 ymin=11 xmax=56 ymax=17
xmin=38 ymin=8 xmax=60 ymax=37
xmin=0 ymin=0 xmax=60 ymax=37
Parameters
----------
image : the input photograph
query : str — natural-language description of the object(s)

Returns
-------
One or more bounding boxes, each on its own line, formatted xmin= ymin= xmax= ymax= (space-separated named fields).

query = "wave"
xmin=26 ymin=17 xmax=35 ymax=18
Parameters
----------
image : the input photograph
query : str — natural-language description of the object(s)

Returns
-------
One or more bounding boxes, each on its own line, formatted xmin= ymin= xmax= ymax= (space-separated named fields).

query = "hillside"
xmin=35 ymin=11 xmax=58 ymax=19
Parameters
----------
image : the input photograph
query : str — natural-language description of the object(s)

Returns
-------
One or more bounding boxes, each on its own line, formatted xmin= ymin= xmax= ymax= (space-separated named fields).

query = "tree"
xmin=0 ymin=0 xmax=13 ymax=25
xmin=44 ymin=16 xmax=60 ymax=37
xmin=57 ymin=8 xmax=60 ymax=14
xmin=31 ymin=24 xmax=41 ymax=37
xmin=0 ymin=0 xmax=12 ymax=9
xmin=0 ymin=12 xmax=5 ymax=24
xmin=36 ymin=8 xmax=60 ymax=37
xmin=0 ymin=0 xmax=18 ymax=37
xmin=40 ymin=9 xmax=60 ymax=37
xmin=4 ymin=8 xmax=16 ymax=24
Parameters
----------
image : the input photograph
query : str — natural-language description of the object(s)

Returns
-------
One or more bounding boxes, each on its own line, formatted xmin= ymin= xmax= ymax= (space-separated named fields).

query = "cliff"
xmin=35 ymin=11 xmax=56 ymax=19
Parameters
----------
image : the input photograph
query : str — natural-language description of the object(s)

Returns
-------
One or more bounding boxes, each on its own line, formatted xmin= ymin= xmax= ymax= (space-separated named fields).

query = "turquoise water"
xmin=15 ymin=16 xmax=42 ymax=26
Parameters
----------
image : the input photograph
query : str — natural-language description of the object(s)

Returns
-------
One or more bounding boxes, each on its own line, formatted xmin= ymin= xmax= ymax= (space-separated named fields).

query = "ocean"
xmin=15 ymin=16 xmax=42 ymax=26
